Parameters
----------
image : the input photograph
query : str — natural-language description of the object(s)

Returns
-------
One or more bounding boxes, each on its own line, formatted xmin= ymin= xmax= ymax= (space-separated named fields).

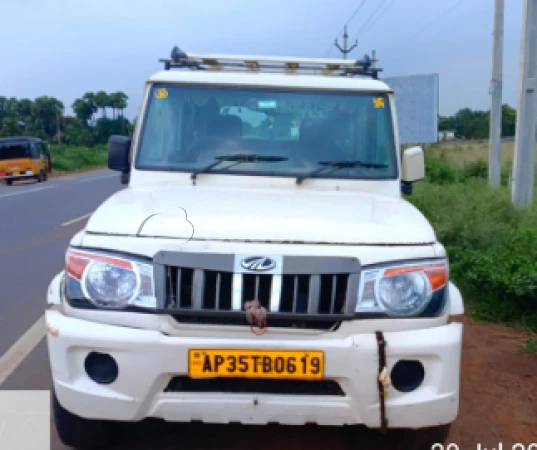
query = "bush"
xmin=408 ymin=177 xmax=537 ymax=330
xmin=50 ymin=144 xmax=107 ymax=171
xmin=460 ymin=159 xmax=488 ymax=181
xmin=425 ymin=156 xmax=458 ymax=184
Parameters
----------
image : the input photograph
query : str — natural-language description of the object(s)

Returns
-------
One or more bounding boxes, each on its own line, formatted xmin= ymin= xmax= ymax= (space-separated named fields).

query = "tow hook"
xmin=375 ymin=330 xmax=389 ymax=433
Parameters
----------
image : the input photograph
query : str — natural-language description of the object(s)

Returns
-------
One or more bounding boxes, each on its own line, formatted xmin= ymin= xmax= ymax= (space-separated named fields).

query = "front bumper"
xmin=46 ymin=307 xmax=463 ymax=429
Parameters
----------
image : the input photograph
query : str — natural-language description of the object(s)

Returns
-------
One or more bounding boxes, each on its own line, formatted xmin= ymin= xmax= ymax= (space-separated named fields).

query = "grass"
xmin=50 ymin=144 xmax=107 ymax=172
xmin=407 ymin=142 xmax=537 ymax=333
xmin=426 ymin=140 xmax=537 ymax=173
xmin=524 ymin=338 xmax=537 ymax=353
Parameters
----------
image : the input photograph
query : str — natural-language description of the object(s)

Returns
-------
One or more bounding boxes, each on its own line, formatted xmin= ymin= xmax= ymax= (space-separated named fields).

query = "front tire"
xmin=6 ymin=179 xmax=13 ymax=186
xmin=37 ymin=171 xmax=45 ymax=182
xmin=53 ymin=391 xmax=112 ymax=449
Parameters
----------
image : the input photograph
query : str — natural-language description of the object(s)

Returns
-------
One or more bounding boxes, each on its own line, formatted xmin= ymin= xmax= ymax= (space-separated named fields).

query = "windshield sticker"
xmin=155 ymin=88 xmax=169 ymax=100
xmin=373 ymin=97 xmax=385 ymax=109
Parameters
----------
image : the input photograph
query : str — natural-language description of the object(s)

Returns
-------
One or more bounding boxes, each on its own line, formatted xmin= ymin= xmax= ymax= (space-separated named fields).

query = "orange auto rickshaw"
xmin=0 ymin=136 xmax=53 ymax=185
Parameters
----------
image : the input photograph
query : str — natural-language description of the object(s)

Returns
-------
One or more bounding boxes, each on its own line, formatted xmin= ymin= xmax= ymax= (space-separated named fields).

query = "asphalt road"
xmin=0 ymin=170 xmax=123 ymax=449
xmin=0 ymin=169 xmax=395 ymax=450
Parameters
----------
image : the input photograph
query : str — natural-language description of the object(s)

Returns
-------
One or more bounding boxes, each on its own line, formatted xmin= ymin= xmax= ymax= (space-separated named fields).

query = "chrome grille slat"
xmin=269 ymin=274 xmax=282 ymax=312
xmin=176 ymin=268 xmax=182 ymax=308
xmin=232 ymin=273 xmax=242 ymax=310
xmin=307 ymin=275 xmax=320 ymax=314
xmin=330 ymin=275 xmax=337 ymax=313
xmin=292 ymin=276 xmax=298 ymax=312
xmin=166 ymin=267 xmax=175 ymax=308
xmin=215 ymin=272 xmax=221 ymax=309
xmin=254 ymin=275 xmax=260 ymax=299
xmin=192 ymin=269 xmax=204 ymax=310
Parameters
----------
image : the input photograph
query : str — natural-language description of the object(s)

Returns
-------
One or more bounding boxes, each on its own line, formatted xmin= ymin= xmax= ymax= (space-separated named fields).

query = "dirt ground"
xmin=448 ymin=316 xmax=537 ymax=449
xmin=93 ymin=316 xmax=536 ymax=450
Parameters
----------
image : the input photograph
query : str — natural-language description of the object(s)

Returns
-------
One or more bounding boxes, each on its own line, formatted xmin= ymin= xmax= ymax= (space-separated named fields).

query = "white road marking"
xmin=60 ymin=213 xmax=93 ymax=227
xmin=0 ymin=186 xmax=53 ymax=199
xmin=0 ymin=315 xmax=46 ymax=386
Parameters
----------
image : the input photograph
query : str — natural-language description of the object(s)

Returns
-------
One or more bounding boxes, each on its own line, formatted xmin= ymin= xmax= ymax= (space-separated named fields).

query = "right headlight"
xmin=356 ymin=259 xmax=448 ymax=317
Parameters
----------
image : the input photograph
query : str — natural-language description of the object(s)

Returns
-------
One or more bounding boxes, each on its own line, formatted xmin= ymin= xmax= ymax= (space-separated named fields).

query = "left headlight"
xmin=65 ymin=248 xmax=156 ymax=309
xmin=356 ymin=259 xmax=448 ymax=317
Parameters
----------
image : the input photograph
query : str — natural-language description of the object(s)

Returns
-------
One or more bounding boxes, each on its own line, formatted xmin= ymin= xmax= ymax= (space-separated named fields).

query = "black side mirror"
xmin=108 ymin=135 xmax=131 ymax=172
xmin=108 ymin=135 xmax=131 ymax=184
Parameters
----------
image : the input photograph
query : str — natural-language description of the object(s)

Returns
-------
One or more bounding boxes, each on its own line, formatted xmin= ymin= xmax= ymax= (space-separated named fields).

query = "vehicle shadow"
xmin=110 ymin=420 xmax=393 ymax=450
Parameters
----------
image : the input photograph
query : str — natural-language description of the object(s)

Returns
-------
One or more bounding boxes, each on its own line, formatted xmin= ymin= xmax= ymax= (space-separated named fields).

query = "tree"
xmin=94 ymin=91 xmax=109 ymax=118
xmin=82 ymin=92 xmax=98 ymax=125
xmin=0 ymin=117 xmax=23 ymax=137
xmin=72 ymin=98 xmax=93 ymax=126
xmin=501 ymin=104 xmax=516 ymax=137
xmin=16 ymin=99 xmax=33 ymax=118
xmin=113 ymin=92 xmax=128 ymax=117
xmin=30 ymin=96 xmax=63 ymax=138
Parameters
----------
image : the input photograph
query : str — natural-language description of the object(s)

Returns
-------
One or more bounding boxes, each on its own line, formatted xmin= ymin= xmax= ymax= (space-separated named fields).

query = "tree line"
xmin=439 ymin=104 xmax=517 ymax=140
xmin=0 ymin=91 xmax=134 ymax=147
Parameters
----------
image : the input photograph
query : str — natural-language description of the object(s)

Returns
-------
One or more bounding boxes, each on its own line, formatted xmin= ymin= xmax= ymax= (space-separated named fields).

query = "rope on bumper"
xmin=375 ymin=330 xmax=389 ymax=433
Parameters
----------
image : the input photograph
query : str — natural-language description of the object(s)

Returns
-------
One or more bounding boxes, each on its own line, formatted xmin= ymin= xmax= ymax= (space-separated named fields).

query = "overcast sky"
xmin=0 ymin=0 xmax=525 ymax=119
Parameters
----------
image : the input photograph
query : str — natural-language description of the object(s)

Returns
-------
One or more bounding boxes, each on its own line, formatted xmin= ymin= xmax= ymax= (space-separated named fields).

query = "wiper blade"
xmin=191 ymin=153 xmax=288 ymax=184
xmin=296 ymin=160 xmax=388 ymax=184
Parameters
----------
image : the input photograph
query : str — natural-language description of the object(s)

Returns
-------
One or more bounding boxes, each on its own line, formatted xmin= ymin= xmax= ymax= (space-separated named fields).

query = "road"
xmin=0 ymin=170 xmax=535 ymax=450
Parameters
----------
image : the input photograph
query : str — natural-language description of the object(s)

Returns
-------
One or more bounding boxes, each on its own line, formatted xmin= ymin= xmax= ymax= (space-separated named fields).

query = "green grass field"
xmin=427 ymin=139 xmax=537 ymax=171
xmin=50 ymin=144 xmax=107 ymax=172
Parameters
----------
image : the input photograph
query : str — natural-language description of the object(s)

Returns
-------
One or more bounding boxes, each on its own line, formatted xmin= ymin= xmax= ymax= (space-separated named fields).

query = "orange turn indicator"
xmin=384 ymin=263 xmax=447 ymax=291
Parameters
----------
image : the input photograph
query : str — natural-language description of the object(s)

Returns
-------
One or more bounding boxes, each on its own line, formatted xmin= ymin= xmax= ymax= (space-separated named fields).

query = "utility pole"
xmin=335 ymin=25 xmax=358 ymax=59
xmin=488 ymin=0 xmax=504 ymax=187
xmin=511 ymin=0 xmax=537 ymax=207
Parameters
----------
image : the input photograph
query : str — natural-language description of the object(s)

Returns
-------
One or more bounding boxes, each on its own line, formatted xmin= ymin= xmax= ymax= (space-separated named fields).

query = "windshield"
xmin=135 ymin=84 xmax=398 ymax=180
xmin=0 ymin=142 xmax=30 ymax=160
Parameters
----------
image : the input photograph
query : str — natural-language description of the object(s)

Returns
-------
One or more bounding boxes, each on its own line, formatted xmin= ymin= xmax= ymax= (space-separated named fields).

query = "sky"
xmin=0 ymin=0 xmax=525 ymax=120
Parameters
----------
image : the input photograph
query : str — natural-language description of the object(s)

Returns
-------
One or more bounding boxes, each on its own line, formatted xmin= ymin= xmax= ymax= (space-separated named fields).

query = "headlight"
xmin=356 ymin=260 xmax=448 ymax=317
xmin=65 ymin=248 xmax=156 ymax=309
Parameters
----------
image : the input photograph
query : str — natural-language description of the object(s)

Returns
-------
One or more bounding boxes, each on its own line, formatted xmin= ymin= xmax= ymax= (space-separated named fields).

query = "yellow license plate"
xmin=12 ymin=172 xmax=19 ymax=176
xmin=188 ymin=349 xmax=324 ymax=380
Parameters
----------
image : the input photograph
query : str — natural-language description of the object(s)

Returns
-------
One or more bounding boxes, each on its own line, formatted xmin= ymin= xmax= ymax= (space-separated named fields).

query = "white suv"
xmin=46 ymin=47 xmax=464 ymax=450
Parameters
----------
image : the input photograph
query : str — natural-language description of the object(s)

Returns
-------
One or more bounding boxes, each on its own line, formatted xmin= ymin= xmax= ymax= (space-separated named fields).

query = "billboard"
xmin=382 ymin=73 xmax=439 ymax=145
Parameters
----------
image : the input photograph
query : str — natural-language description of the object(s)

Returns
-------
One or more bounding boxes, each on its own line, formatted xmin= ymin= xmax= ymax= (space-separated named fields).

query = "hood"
xmin=85 ymin=186 xmax=436 ymax=245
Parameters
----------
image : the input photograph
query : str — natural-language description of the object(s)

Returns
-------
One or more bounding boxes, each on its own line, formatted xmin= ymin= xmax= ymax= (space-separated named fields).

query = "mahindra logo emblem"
xmin=240 ymin=256 xmax=276 ymax=271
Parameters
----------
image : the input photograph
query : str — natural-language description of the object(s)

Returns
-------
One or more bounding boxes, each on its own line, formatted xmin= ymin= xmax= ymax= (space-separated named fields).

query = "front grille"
xmin=153 ymin=252 xmax=361 ymax=330
xmin=164 ymin=376 xmax=346 ymax=396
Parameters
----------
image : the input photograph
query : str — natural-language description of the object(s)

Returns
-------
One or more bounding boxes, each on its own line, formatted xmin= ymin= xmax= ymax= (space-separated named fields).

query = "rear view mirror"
xmin=401 ymin=146 xmax=425 ymax=195
xmin=108 ymin=135 xmax=131 ymax=174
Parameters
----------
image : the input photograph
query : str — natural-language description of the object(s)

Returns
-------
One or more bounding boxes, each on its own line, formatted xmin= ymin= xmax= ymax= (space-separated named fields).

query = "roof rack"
xmin=159 ymin=46 xmax=383 ymax=79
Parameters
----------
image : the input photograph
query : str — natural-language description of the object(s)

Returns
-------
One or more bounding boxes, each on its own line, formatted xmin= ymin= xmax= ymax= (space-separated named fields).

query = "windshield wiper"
xmin=191 ymin=154 xmax=288 ymax=184
xmin=296 ymin=160 xmax=389 ymax=184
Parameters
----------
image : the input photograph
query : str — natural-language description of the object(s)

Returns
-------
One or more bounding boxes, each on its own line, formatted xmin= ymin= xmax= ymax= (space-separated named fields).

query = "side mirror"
xmin=401 ymin=146 xmax=425 ymax=195
xmin=108 ymin=135 xmax=131 ymax=174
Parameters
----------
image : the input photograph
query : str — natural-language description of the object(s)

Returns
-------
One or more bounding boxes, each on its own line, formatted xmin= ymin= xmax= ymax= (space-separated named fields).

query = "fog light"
xmin=390 ymin=360 xmax=425 ymax=393
xmin=84 ymin=352 xmax=118 ymax=385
